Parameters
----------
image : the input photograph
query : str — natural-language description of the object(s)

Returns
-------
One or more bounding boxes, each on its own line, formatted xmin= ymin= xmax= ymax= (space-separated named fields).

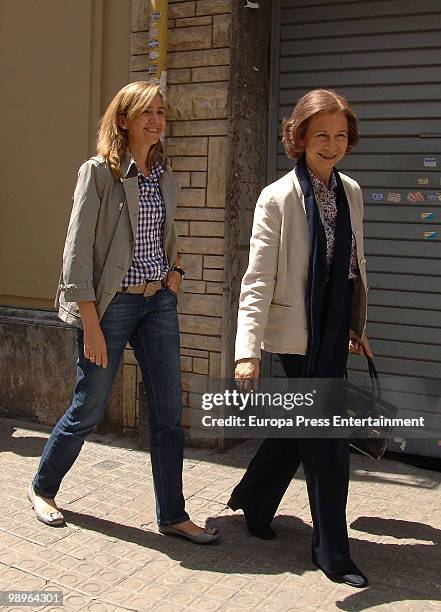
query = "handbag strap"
xmin=366 ymin=355 xmax=381 ymax=396
xmin=366 ymin=355 xmax=378 ymax=379
xmin=345 ymin=354 xmax=380 ymax=394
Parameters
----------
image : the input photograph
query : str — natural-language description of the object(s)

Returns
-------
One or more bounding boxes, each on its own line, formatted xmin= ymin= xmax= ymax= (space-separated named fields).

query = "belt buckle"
xmin=143 ymin=280 xmax=161 ymax=297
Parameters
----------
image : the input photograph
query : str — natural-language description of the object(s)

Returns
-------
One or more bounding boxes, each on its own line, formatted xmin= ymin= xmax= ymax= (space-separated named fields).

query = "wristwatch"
xmin=171 ymin=265 xmax=185 ymax=279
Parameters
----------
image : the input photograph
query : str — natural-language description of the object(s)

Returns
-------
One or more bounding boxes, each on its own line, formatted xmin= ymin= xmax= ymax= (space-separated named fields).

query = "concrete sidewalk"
xmin=0 ymin=418 xmax=440 ymax=611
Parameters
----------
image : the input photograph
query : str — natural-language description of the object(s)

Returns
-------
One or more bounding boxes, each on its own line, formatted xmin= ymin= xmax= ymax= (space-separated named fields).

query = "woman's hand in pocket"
xmin=166 ymin=270 xmax=182 ymax=295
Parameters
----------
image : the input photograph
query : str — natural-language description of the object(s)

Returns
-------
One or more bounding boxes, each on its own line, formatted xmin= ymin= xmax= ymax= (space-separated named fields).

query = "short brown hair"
xmin=282 ymin=89 xmax=359 ymax=159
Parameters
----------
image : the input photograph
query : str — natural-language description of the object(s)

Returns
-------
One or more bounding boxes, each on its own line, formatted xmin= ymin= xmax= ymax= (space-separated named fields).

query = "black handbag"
xmin=345 ymin=356 xmax=396 ymax=460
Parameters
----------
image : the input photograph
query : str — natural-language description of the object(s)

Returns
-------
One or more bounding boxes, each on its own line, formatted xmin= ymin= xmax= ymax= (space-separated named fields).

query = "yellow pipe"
xmin=148 ymin=0 xmax=168 ymax=89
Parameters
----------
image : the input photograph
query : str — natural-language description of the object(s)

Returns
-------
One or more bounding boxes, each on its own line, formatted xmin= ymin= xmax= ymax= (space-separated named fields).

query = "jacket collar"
xmin=120 ymin=150 xmax=168 ymax=180
xmin=120 ymin=151 xmax=138 ymax=179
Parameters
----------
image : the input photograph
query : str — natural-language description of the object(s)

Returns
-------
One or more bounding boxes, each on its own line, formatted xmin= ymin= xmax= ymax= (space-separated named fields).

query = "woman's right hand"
xmin=235 ymin=358 xmax=260 ymax=380
xmin=78 ymin=301 xmax=108 ymax=368
xmin=83 ymin=324 xmax=108 ymax=368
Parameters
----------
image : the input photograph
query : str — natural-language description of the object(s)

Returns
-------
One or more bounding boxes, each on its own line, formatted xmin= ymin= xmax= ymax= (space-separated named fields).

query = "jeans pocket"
xmin=165 ymin=286 xmax=177 ymax=297
xmin=109 ymin=292 xmax=122 ymax=304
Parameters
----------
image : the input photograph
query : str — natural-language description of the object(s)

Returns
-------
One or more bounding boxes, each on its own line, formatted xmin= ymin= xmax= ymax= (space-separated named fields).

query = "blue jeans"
xmin=33 ymin=287 xmax=189 ymax=526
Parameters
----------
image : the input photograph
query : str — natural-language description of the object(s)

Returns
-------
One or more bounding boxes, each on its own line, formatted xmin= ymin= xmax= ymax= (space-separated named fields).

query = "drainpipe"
xmin=148 ymin=0 xmax=168 ymax=91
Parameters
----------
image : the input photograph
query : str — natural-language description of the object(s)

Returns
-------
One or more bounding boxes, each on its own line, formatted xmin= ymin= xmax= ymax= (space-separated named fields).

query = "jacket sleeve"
xmin=235 ymin=187 xmax=282 ymax=361
xmin=58 ymin=160 xmax=101 ymax=302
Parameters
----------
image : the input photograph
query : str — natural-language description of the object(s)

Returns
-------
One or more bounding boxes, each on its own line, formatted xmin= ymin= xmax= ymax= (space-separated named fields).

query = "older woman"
xmin=229 ymin=90 xmax=372 ymax=586
xmin=28 ymin=81 xmax=218 ymax=544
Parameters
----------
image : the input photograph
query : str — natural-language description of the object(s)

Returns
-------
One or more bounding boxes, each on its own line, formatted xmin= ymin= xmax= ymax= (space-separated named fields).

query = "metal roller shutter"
xmin=265 ymin=0 xmax=441 ymax=384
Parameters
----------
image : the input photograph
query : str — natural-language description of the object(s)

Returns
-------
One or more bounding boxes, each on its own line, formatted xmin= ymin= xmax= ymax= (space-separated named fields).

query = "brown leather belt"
xmin=121 ymin=280 xmax=162 ymax=297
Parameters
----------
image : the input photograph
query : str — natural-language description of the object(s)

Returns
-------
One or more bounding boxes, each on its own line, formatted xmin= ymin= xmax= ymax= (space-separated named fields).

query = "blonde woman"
xmin=28 ymin=82 xmax=218 ymax=544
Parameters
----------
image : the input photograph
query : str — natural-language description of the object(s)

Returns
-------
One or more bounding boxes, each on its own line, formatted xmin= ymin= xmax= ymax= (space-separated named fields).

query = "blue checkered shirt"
xmin=122 ymin=162 xmax=169 ymax=287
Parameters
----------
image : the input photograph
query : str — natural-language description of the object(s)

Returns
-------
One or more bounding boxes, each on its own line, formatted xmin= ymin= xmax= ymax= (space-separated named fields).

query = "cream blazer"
xmin=235 ymin=169 xmax=368 ymax=361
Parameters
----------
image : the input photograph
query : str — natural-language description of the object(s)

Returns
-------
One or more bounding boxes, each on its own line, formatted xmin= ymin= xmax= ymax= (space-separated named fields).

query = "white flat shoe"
xmin=27 ymin=484 xmax=65 ymax=526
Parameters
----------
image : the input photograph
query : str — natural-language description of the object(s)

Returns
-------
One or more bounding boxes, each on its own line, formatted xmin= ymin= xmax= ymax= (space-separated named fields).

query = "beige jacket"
xmin=55 ymin=154 xmax=180 ymax=327
xmin=235 ymin=169 xmax=368 ymax=361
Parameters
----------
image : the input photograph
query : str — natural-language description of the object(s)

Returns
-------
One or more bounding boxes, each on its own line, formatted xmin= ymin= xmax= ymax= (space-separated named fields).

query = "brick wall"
xmin=124 ymin=0 xmax=232 ymax=437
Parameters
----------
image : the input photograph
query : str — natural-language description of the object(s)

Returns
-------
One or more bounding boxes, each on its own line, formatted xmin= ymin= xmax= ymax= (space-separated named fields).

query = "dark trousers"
xmin=231 ymin=430 xmax=352 ymax=573
xmin=231 ymin=282 xmax=356 ymax=573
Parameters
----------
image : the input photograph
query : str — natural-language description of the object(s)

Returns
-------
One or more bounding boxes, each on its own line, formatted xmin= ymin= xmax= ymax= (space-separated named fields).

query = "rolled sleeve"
xmin=59 ymin=160 xmax=101 ymax=303
xmin=59 ymin=280 xmax=96 ymax=303
xmin=235 ymin=188 xmax=281 ymax=361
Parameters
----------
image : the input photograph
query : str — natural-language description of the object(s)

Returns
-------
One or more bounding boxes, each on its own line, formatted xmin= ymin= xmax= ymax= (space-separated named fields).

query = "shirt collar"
xmin=143 ymin=162 xmax=165 ymax=182
xmin=308 ymin=169 xmax=337 ymax=192
xmin=133 ymin=159 xmax=164 ymax=182
xmin=121 ymin=150 xmax=165 ymax=180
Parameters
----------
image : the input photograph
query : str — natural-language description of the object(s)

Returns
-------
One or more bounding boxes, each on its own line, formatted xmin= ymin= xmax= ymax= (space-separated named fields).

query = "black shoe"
xmin=316 ymin=563 xmax=369 ymax=588
xmin=227 ymin=496 xmax=277 ymax=540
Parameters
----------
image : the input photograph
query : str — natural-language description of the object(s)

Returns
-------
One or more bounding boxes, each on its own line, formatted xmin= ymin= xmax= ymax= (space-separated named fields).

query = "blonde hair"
xmin=97 ymin=81 xmax=166 ymax=179
xmin=282 ymin=89 xmax=359 ymax=160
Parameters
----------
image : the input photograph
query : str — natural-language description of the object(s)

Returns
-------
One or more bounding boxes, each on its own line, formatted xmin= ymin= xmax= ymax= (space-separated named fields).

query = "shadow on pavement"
xmin=61 ymin=508 xmax=441 ymax=611
xmin=335 ymin=516 xmax=441 ymax=610
xmin=0 ymin=424 xmax=47 ymax=457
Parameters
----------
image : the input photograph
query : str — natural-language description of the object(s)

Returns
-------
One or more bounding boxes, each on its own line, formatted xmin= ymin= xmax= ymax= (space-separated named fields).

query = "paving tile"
xmin=217 ymin=574 xmax=252 ymax=590
xmin=140 ymin=582 xmax=172 ymax=600
xmin=205 ymin=583 xmax=237 ymax=600
xmin=79 ymin=601 xmax=129 ymax=612
xmin=52 ymin=572 xmax=86 ymax=590
xmin=122 ymin=594 xmax=158 ymax=611
xmin=164 ymin=588 xmax=200 ymax=606
xmin=241 ymin=578 xmax=277 ymax=597
xmin=187 ymin=569 xmax=223 ymax=584
xmin=87 ymin=551 xmax=122 ymax=567
xmin=95 ymin=587 xmax=134 ymax=605
xmin=145 ymin=603 xmax=187 ymax=612
xmin=172 ymin=577 xmax=213 ymax=596
xmin=190 ymin=595 xmax=225 ymax=610
xmin=0 ymin=550 xmax=29 ymax=567
xmin=230 ymin=591 xmax=266 ymax=608
xmin=131 ymin=560 xmax=177 ymax=582
xmin=2 ymin=571 xmax=47 ymax=591
xmin=257 ymin=600 xmax=313 ymax=612
xmin=10 ymin=556 xmax=49 ymax=574
xmin=153 ymin=570 xmax=188 ymax=587
xmin=78 ymin=579 xmax=116 ymax=597
xmin=113 ymin=576 xmax=148 ymax=595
